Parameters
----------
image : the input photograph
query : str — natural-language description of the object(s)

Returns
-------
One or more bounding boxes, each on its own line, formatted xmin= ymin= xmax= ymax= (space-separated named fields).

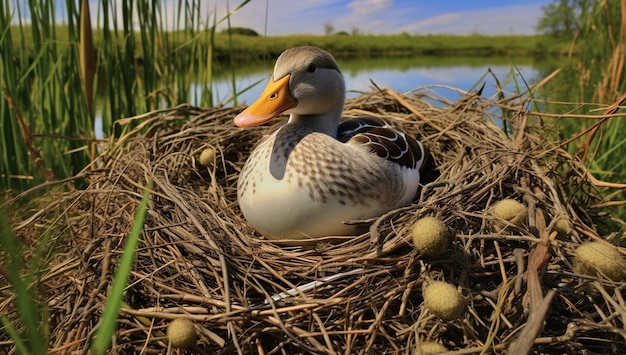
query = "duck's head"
xmin=234 ymin=46 xmax=346 ymax=129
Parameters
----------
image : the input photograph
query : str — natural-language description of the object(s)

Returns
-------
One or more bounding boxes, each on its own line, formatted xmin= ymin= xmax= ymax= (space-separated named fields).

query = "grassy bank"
xmin=205 ymin=33 xmax=572 ymax=60
xmin=11 ymin=27 xmax=572 ymax=61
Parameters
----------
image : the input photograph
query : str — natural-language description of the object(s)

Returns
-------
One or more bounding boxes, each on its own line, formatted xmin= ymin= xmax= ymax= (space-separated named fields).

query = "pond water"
xmin=205 ymin=56 xmax=546 ymax=106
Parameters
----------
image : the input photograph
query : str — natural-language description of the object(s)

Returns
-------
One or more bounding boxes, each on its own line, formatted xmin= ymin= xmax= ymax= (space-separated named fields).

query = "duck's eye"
xmin=307 ymin=64 xmax=317 ymax=73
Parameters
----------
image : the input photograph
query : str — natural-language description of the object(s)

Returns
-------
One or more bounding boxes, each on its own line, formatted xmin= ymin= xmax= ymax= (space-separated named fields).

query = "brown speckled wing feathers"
xmin=337 ymin=117 xmax=424 ymax=170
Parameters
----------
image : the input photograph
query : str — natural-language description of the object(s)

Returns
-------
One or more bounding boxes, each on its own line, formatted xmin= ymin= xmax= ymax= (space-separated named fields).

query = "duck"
xmin=234 ymin=46 xmax=427 ymax=240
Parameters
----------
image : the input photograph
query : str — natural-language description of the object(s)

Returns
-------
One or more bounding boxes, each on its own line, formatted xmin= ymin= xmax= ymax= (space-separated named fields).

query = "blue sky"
xmin=223 ymin=0 xmax=551 ymax=35
xmin=11 ymin=0 xmax=551 ymax=35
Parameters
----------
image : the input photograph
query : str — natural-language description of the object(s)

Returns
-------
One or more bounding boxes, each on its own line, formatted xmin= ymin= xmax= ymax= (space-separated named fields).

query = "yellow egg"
xmin=574 ymin=241 xmax=626 ymax=281
xmin=553 ymin=217 xmax=571 ymax=238
xmin=167 ymin=318 xmax=197 ymax=349
xmin=411 ymin=217 xmax=450 ymax=257
xmin=422 ymin=281 xmax=465 ymax=320
xmin=414 ymin=341 xmax=448 ymax=355
xmin=491 ymin=199 xmax=527 ymax=228
xmin=198 ymin=147 xmax=216 ymax=167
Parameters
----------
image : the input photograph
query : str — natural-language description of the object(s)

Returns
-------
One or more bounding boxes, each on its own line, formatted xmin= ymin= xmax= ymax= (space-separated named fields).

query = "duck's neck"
xmin=286 ymin=111 xmax=342 ymax=137
xmin=268 ymin=109 xmax=342 ymax=180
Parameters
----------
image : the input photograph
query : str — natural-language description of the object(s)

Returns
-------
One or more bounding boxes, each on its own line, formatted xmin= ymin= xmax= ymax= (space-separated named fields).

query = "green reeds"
xmin=573 ymin=0 xmax=626 ymax=216
xmin=2 ymin=0 xmax=255 ymax=190
xmin=0 ymin=211 xmax=48 ymax=354
xmin=1 ymin=0 xmax=92 ymax=190
xmin=79 ymin=0 xmax=95 ymax=116
xmin=537 ymin=1 xmax=626 ymax=218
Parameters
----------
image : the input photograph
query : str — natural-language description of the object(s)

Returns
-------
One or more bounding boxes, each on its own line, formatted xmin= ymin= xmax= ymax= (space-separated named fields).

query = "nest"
xmin=5 ymin=85 xmax=626 ymax=354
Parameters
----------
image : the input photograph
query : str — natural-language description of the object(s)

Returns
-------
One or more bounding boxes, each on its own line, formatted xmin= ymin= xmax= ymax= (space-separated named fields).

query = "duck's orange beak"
xmin=234 ymin=74 xmax=297 ymax=127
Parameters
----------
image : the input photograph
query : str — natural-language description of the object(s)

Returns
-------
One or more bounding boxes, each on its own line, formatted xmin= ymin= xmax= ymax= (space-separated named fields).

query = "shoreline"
xmin=9 ymin=27 xmax=572 ymax=61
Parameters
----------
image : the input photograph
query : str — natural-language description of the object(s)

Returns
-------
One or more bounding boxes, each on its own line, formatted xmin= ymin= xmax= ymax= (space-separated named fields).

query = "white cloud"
xmin=347 ymin=0 xmax=393 ymax=16
xmin=397 ymin=4 xmax=544 ymax=35
xmin=222 ymin=0 xmax=345 ymax=35
xmin=396 ymin=13 xmax=462 ymax=33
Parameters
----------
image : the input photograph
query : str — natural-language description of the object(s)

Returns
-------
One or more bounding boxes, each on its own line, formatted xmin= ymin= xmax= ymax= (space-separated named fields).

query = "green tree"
xmin=220 ymin=27 xmax=259 ymax=36
xmin=539 ymin=0 xmax=625 ymax=104
xmin=323 ymin=22 xmax=335 ymax=35
xmin=536 ymin=0 xmax=590 ymax=39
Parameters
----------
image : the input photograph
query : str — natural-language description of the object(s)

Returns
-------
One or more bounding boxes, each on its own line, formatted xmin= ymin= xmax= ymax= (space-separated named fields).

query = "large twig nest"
xmin=4 ymin=85 xmax=626 ymax=354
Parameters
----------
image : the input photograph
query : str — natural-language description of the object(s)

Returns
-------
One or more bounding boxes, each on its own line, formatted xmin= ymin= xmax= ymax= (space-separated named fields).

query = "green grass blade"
xmin=90 ymin=178 xmax=153 ymax=354
xmin=0 ymin=317 xmax=29 ymax=353
xmin=79 ymin=0 xmax=95 ymax=115
xmin=220 ymin=77 xmax=265 ymax=106
xmin=0 ymin=212 xmax=47 ymax=354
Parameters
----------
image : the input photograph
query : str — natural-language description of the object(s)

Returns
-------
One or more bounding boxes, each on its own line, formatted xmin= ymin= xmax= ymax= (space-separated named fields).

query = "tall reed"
xmin=538 ymin=1 xmax=626 ymax=218
xmin=1 ymin=0 xmax=92 ymax=190
xmin=574 ymin=0 xmax=626 ymax=214
xmin=1 ymin=0 xmax=251 ymax=191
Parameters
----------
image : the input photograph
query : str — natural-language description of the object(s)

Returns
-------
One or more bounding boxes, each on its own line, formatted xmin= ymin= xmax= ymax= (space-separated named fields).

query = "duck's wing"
xmin=338 ymin=117 xmax=425 ymax=170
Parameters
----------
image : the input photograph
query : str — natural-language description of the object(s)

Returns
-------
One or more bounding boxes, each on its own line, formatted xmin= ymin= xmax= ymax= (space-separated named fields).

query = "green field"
xmin=11 ymin=26 xmax=572 ymax=60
